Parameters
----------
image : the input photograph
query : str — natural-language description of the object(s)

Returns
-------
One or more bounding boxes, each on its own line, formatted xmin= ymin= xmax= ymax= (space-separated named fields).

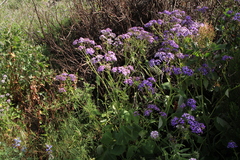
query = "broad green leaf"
xmin=110 ymin=145 xmax=126 ymax=155
xmin=101 ymin=131 xmax=113 ymax=146
xmin=127 ymin=145 xmax=137 ymax=159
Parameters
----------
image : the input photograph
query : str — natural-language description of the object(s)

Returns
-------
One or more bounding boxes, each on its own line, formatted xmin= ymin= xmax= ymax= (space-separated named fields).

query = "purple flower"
xmin=91 ymin=55 xmax=104 ymax=64
xmin=133 ymin=111 xmax=140 ymax=116
xmin=144 ymin=20 xmax=157 ymax=27
xmin=58 ymin=88 xmax=66 ymax=93
xmin=233 ymin=13 xmax=240 ymax=22
xmin=182 ymin=66 xmax=194 ymax=76
xmin=198 ymin=63 xmax=210 ymax=75
xmin=68 ymin=74 xmax=77 ymax=81
xmin=159 ymin=112 xmax=167 ymax=118
xmin=73 ymin=39 xmax=78 ymax=45
xmin=189 ymin=121 xmax=205 ymax=134
xmin=226 ymin=10 xmax=233 ymax=14
xmin=144 ymin=109 xmax=153 ymax=116
xmin=154 ymin=51 xmax=174 ymax=63
xmin=196 ymin=6 xmax=209 ymax=13
xmin=159 ymin=10 xmax=171 ymax=15
xmin=97 ymin=65 xmax=106 ymax=72
xmin=138 ymin=80 xmax=153 ymax=90
xmin=179 ymin=103 xmax=186 ymax=108
xmin=55 ymin=75 xmax=67 ymax=81
xmin=104 ymin=51 xmax=117 ymax=62
xmin=182 ymin=113 xmax=195 ymax=121
xmin=111 ymin=67 xmax=118 ymax=72
xmin=147 ymin=104 xmax=160 ymax=111
xmin=94 ymin=45 xmax=102 ymax=50
xmin=176 ymin=53 xmax=187 ymax=59
xmin=149 ymin=59 xmax=161 ymax=67
xmin=172 ymin=67 xmax=182 ymax=75
xmin=170 ymin=16 xmax=182 ymax=23
xmin=150 ymin=131 xmax=159 ymax=139
xmin=78 ymin=45 xmax=86 ymax=51
xmin=124 ymin=77 xmax=133 ymax=85
xmin=6 ymin=99 xmax=11 ymax=103
xmin=100 ymin=28 xmax=112 ymax=35
xmin=186 ymin=98 xmax=197 ymax=110
xmin=86 ymin=48 xmax=95 ymax=55
xmin=222 ymin=55 xmax=233 ymax=61
xmin=116 ymin=66 xmax=132 ymax=76
xmin=147 ymin=77 xmax=156 ymax=82
xmin=227 ymin=141 xmax=238 ymax=148
xmin=157 ymin=19 xmax=164 ymax=25
xmin=118 ymin=33 xmax=131 ymax=39
xmin=171 ymin=117 xmax=185 ymax=127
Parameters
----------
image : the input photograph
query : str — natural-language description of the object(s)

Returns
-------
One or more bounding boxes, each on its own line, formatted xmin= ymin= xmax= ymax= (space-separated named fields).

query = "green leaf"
xmin=101 ymin=131 xmax=113 ymax=146
xmin=203 ymin=79 xmax=209 ymax=89
xmin=127 ymin=145 xmax=137 ymax=159
xmin=225 ymin=89 xmax=229 ymax=98
xmin=158 ymin=117 xmax=163 ymax=129
xmin=110 ymin=145 xmax=126 ymax=155
xmin=96 ymin=145 xmax=104 ymax=155
xmin=162 ymin=82 xmax=171 ymax=90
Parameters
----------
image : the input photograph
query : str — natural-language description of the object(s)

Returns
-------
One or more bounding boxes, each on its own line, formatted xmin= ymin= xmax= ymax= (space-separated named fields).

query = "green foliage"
xmin=0 ymin=0 xmax=240 ymax=159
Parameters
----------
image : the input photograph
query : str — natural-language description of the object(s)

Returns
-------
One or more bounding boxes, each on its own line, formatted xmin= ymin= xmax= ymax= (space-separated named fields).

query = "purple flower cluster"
xmin=144 ymin=19 xmax=164 ymax=28
xmin=198 ymin=63 xmax=211 ymax=75
xmin=186 ymin=98 xmax=197 ymax=110
xmin=159 ymin=10 xmax=203 ymax=38
xmin=142 ymin=104 xmax=167 ymax=118
xmin=222 ymin=55 xmax=233 ymax=61
xmin=138 ymin=77 xmax=156 ymax=93
xmin=154 ymin=51 xmax=175 ymax=63
xmin=171 ymin=66 xmax=194 ymax=76
xmin=182 ymin=66 xmax=194 ymax=76
xmin=97 ymin=64 xmax=111 ymax=72
xmin=127 ymin=27 xmax=155 ymax=43
xmin=73 ymin=36 xmax=104 ymax=55
xmin=91 ymin=51 xmax=118 ymax=64
xmin=123 ymin=76 xmax=140 ymax=86
xmin=179 ymin=98 xmax=197 ymax=110
xmin=148 ymin=10 xmax=204 ymax=69
xmin=150 ymin=131 xmax=159 ymax=139
xmin=111 ymin=65 xmax=134 ymax=76
xmin=58 ymin=88 xmax=66 ymax=93
xmin=73 ymin=37 xmax=95 ymax=46
xmin=170 ymin=24 xmax=196 ymax=37
xmin=99 ymin=28 xmax=122 ymax=46
xmin=227 ymin=141 xmax=238 ymax=148
xmin=233 ymin=13 xmax=240 ymax=22
xmin=171 ymin=113 xmax=205 ymax=134
xmin=55 ymin=73 xmax=77 ymax=82
xmin=196 ymin=6 xmax=209 ymax=13
xmin=171 ymin=117 xmax=185 ymax=126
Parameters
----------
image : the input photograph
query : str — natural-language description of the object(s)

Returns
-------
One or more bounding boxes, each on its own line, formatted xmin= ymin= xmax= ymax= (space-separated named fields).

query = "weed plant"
xmin=0 ymin=0 xmax=239 ymax=160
